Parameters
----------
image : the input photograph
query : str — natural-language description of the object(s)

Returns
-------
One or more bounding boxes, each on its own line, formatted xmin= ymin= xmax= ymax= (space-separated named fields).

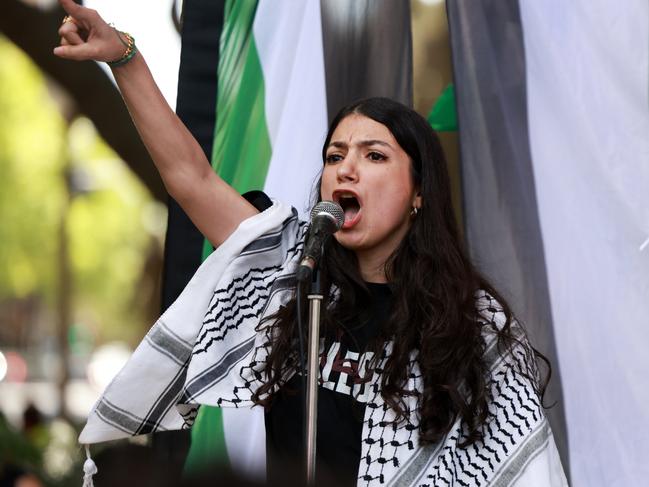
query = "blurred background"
xmin=0 ymin=0 xmax=454 ymax=485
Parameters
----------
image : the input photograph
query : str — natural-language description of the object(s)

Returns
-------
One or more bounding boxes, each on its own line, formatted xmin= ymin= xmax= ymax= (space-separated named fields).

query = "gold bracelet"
xmin=107 ymin=30 xmax=137 ymax=67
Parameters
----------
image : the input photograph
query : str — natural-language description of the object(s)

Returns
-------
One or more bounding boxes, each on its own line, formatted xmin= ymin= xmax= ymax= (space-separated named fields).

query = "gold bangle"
xmin=107 ymin=31 xmax=138 ymax=67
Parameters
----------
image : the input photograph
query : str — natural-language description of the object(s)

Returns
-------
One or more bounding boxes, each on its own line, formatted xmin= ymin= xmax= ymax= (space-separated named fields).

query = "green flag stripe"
xmin=211 ymin=0 xmax=272 ymax=194
xmin=184 ymin=400 xmax=229 ymax=473
xmin=202 ymin=0 xmax=271 ymax=262
xmin=428 ymin=84 xmax=458 ymax=132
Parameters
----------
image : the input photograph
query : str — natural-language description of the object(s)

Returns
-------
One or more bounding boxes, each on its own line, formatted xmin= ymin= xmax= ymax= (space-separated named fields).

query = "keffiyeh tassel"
xmin=82 ymin=445 xmax=97 ymax=487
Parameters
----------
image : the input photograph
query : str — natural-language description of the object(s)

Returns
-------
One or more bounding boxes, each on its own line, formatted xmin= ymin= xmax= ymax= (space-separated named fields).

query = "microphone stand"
xmin=305 ymin=268 xmax=323 ymax=485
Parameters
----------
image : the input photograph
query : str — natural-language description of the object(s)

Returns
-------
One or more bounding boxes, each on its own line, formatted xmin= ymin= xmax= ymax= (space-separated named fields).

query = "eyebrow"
xmin=327 ymin=139 xmax=393 ymax=150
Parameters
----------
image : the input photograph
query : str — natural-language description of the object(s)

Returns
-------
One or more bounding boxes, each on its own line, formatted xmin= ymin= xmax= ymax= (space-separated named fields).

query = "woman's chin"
xmin=333 ymin=231 xmax=364 ymax=251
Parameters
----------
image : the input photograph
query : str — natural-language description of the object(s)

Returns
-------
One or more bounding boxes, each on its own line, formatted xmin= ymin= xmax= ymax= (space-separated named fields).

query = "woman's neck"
xmin=356 ymin=250 xmax=388 ymax=283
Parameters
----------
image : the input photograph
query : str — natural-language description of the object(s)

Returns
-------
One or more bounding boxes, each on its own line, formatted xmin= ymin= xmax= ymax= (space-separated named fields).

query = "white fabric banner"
xmin=520 ymin=1 xmax=649 ymax=485
xmin=256 ymin=0 xmax=328 ymax=216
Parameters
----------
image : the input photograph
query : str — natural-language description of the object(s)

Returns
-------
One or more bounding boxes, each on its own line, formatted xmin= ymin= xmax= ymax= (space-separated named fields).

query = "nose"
xmin=336 ymin=154 xmax=358 ymax=183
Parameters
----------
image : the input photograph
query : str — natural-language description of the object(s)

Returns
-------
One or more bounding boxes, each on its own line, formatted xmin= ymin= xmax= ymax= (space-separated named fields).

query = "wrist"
xmin=107 ymin=29 xmax=138 ymax=68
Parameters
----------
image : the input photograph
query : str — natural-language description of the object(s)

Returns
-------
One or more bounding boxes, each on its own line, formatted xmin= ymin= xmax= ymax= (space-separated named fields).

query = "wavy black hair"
xmin=252 ymin=97 xmax=549 ymax=446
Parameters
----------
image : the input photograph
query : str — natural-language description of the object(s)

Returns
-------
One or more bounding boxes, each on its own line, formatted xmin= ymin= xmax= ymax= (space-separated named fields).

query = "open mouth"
xmin=333 ymin=191 xmax=362 ymax=228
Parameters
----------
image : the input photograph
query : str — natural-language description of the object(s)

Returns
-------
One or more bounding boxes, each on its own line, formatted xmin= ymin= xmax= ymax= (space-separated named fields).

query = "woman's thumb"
xmin=53 ymin=43 xmax=95 ymax=61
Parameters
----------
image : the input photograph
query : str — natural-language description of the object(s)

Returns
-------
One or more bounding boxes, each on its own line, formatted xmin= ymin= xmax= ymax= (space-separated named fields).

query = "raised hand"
xmin=52 ymin=0 xmax=256 ymax=246
xmin=53 ymin=0 xmax=128 ymax=63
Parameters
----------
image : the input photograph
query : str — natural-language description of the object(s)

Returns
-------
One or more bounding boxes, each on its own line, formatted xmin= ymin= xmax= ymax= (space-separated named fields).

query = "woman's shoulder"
xmin=475 ymin=289 xmax=514 ymax=331
xmin=211 ymin=196 xmax=308 ymax=288
xmin=474 ymin=289 xmax=537 ymax=372
xmin=235 ymin=193 xmax=308 ymax=250
xmin=474 ymin=289 xmax=528 ymax=337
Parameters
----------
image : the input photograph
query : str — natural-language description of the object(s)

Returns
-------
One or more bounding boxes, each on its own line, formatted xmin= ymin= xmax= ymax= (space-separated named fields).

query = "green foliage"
xmin=0 ymin=38 xmax=65 ymax=301
xmin=0 ymin=412 xmax=42 ymax=471
xmin=0 ymin=37 xmax=165 ymax=344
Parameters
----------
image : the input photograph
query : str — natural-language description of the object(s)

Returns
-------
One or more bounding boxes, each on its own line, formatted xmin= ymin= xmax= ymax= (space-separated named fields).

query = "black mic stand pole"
xmin=305 ymin=267 xmax=323 ymax=484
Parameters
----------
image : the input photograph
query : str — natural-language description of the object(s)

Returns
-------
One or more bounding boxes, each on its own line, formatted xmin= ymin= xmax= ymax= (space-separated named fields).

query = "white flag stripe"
xmin=222 ymin=408 xmax=266 ymax=478
xmin=521 ymin=1 xmax=649 ymax=485
xmin=255 ymin=0 xmax=328 ymax=216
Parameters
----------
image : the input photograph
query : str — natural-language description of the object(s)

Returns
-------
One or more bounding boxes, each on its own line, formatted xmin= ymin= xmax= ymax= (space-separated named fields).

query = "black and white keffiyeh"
xmin=79 ymin=201 xmax=566 ymax=486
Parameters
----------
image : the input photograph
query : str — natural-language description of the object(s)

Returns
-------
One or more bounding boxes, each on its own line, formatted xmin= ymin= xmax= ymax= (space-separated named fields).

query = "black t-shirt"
xmin=265 ymin=283 xmax=393 ymax=486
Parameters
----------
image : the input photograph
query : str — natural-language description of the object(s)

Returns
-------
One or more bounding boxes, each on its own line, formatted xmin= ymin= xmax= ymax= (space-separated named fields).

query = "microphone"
xmin=296 ymin=201 xmax=344 ymax=282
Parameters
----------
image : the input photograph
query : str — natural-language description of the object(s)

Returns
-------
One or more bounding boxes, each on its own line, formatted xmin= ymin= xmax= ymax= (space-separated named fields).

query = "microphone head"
xmin=310 ymin=200 xmax=344 ymax=231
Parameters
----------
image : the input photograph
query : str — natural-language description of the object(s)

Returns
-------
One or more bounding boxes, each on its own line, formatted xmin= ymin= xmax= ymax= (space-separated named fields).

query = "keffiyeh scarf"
xmin=79 ymin=201 xmax=566 ymax=486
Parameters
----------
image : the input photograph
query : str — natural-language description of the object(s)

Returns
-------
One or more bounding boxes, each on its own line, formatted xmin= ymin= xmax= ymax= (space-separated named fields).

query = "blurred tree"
xmin=0 ymin=38 xmax=163 ymax=346
xmin=0 ymin=39 xmax=66 ymax=305
xmin=0 ymin=0 xmax=165 ymax=202
xmin=0 ymin=412 xmax=43 ymax=479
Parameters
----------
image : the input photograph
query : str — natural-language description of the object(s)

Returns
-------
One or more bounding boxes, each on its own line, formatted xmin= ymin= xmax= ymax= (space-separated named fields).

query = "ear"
xmin=412 ymin=190 xmax=422 ymax=210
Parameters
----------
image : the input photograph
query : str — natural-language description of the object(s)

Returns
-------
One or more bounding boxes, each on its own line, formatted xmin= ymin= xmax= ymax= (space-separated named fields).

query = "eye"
xmin=367 ymin=151 xmax=386 ymax=161
xmin=325 ymin=153 xmax=343 ymax=164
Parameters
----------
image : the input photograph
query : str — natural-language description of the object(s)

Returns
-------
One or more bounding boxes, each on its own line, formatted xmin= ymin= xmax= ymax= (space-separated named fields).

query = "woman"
xmin=55 ymin=1 xmax=567 ymax=485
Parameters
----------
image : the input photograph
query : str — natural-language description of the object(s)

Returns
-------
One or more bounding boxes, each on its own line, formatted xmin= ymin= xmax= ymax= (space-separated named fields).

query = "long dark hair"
xmin=252 ymin=97 xmax=548 ymax=446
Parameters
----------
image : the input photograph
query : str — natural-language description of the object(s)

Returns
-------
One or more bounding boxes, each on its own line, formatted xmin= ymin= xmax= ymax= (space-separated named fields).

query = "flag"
xmin=447 ymin=0 xmax=649 ymax=485
xmin=427 ymin=84 xmax=457 ymax=132
xmin=164 ymin=0 xmax=412 ymax=477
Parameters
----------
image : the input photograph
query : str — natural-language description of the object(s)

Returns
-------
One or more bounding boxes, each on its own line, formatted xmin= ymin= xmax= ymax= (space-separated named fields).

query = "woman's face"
xmin=320 ymin=114 xmax=421 ymax=271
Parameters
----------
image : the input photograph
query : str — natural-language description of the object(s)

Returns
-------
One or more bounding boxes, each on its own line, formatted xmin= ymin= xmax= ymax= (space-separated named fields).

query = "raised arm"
xmin=53 ymin=0 xmax=258 ymax=247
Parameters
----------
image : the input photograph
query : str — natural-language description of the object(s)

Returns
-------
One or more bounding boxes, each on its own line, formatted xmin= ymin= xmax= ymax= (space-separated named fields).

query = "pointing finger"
xmin=59 ymin=0 xmax=85 ymax=18
xmin=59 ymin=0 xmax=100 ymax=29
